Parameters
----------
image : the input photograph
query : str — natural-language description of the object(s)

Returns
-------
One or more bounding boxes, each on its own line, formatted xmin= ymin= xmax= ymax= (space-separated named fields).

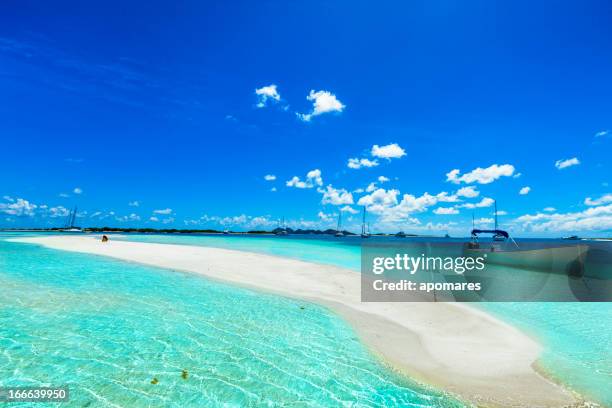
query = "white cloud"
xmin=297 ymin=90 xmax=345 ymax=122
xmin=516 ymin=204 xmax=612 ymax=232
xmin=357 ymin=188 xmax=399 ymax=208
xmin=543 ymin=207 xmax=556 ymax=212
xmin=59 ymin=193 xmax=69 ymax=198
xmin=3 ymin=196 xmax=14 ymax=202
xmin=595 ymin=130 xmax=609 ymax=137
xmin=153 ymin=208 xmax=172 ymax=215
xmin=73 ymin=187 xmax=83 ymax=194
xmin=358 ymin=188 xmax=439 ymax=222
xmin=475 ymin=217 xmax=494 ymax=226
xmin=366 ymin=182 xmax=377 ymax=193
xmin=585 ymin=193 xmax=612 ymax=206
xmin=435 ymin=192 xmax=460 ymax=203
xmin=460 ymin=197 xmax=495 ymax=209
xmin=149 ymin=216 xmax=159 ymax=222
xmin=347 ymin=157 xmax=379 ymax=169
xmin=270 ymin=187 xmax=277 ymax=192
xmin=519 ymin=186 xmax=531 ymax=195
xmin=341 ymin=205 xmax=358 ymax=214
xmin=128 ymin=201 xmax=140 ymax=207
xmin=117 ymin=213 xmax=141 ymax=222
xmin=456 ymin=186 xmax=479 ymax=198
xmin=320 ymin=185 xmax=354 ymax=205
xmin=286 ymin=169 xmax=323 ymax=189
xmin=447 ymin=164 xmax=515 ymax=184
xmin=162 ymin=217 xmax=175 ymax=224
xmin=0 ymin=198 xmax=37 ymax=216
xmin=255 ymin=84 xmax=280 ymax=108
xmin=264 ymin=174 xmax=277 ymax=181
xmin=371 ymin=143 xmax=406 ymax=159
xmin=90 ymin=211 xmax=103 ymax=218
xmin=48 ymin=206 xmax=69 ymax=218
xmin=378 ymin=176 xmax=390 ymax=183
xmin=555 ymin=157 xmax=580 ymax=170
xmin=433 ymin=207 xmax=459 ymax=215
xmin=496 ymin=210 xmax=508 ymax=216
xmin=318 ymin=211 xmax=332 ymax=222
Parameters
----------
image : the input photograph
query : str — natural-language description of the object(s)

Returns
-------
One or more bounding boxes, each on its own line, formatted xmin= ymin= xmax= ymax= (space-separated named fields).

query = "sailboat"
xmin=335 ymin=212 xmax=344 ymax=237
xmin=360 ymin=207 xmax=370 ymax=238
xmin=61 ymin=206 xmax=82 ymax=232
xmin=275 ymin=216 xmax=288 ymax=235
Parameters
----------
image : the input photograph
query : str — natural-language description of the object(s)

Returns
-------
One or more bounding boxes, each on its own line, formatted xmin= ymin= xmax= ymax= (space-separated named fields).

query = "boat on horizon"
xmin=335 ymin=212 xmax=344 ymax=237
xmin=464 ymin=227 xmax=587 ymax=274
xmin=275 ymin=217 xmax=288 ymax=236
xmin=360 ymin=207 xmax=370 ymax=238
xmin=59 ymin=206 xmax=83 ymax=232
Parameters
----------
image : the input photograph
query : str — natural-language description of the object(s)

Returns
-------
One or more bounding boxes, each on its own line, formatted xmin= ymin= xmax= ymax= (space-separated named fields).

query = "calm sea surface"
xmin=0 ymin=233 xmax=463 ymax=407
xmin=113 ymin=232 xmax=612 ymax=406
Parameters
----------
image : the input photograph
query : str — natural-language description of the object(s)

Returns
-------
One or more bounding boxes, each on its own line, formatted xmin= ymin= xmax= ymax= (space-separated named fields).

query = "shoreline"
xmin=10 ymin=235 xmax=578 ymax=407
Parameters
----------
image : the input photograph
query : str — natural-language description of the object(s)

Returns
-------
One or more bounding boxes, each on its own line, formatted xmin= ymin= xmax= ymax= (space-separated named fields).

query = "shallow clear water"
xmin=0 ymin=236 xmax=463 ymax=407
xmin=115 ymin=233 xmax=612 ymax=406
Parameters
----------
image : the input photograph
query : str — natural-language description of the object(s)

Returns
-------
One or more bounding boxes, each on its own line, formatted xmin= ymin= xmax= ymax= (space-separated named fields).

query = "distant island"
xmin=0 ymin=226 xmax=420 ymax=237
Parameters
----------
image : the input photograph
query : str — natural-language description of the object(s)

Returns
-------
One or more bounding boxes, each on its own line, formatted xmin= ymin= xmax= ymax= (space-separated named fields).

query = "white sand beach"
xmin=12 ymin=235 xmax=577 ymax=407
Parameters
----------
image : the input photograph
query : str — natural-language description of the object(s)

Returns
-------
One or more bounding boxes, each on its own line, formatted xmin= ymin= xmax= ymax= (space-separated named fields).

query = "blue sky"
xmin=1 ymin=0 xmax=611 ymax=236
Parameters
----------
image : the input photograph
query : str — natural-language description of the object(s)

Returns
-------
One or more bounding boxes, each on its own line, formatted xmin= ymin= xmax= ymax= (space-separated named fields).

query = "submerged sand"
xmin=11 ymin=235 xmax=577 ymax=407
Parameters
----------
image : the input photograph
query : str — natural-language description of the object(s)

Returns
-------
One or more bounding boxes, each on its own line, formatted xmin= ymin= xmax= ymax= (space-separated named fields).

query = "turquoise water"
xmin=114 ymin=233 xmax=612 ymax=406
xmin=0 ymin=236 xmax=463 ymax=407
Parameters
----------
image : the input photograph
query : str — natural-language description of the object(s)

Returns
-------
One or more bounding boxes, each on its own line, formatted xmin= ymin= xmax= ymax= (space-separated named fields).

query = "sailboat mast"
xmin=361 ymin=207 xmax=366 ymax=235
xmin=71 ymin=206 xmax=78 ymax=228
xmin=494 ymin=201 xmax=498 ymax=230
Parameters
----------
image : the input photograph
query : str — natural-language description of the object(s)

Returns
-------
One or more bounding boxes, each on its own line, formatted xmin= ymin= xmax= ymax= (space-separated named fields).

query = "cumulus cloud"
xmin=297 ymin=90 xmax=345 ymax=122
xmin=0 ymin=198 xmax=37 ymax=216
xmin=153 ymin=208 xmax=172 ymax=215
xmin=73 ymin=187 xmax=83 ymax=194
xmin=347 ymin=158 xmax=379 ymax=169
xmin=555 ymin=157 xmax=580 ymax=170
xmin=456 ymin=186 xmax=480 ymax=198
xmin=516 ymin=204 xmax=612 ymax=232
xmin=433 ymin=207 xmax=459 ymax=215
xmin=264 ymin=174 xmax=276 ymax=181
xmin=584 ymin=193 xmax=612 ymax=206
xmin=595 ymin=130 xmax=609 ymax=137
xmin=371 ymin=143 xmax=406 ymax=159
xmin=543 ymin=207 xmax=556 ymax=212
xmin=378 ymin=176 xmax=390 ymax=183
xmin=318 ymin=211 xmax=332 ymax=222
xmin=320 ymin=185 xmax=354 ymax=205
xmin=519 ymin=186 xmax=531 ymax=195
xmin=357 ymin=188 xmax=440 ymax=222
xmin=460 ymin=197 xmax=495 ymax=209
xmin=286 ymin=169 xmax=323 ymax=189
xmin=435 ymin=192 xmax=460 ymax=203
xmin=255 ymin=84 xmax=280 ymax=108
xmin=149 ymin=216 xmax=159 ymax=222
xmin=446 ymin=164 xmax=515 ymax=184
xmin=128 ymin=200 xmax=140 ymax=207
xmin=341 ymin=205 xmax=358 ymax=214
xmin=476 ymin=217 xmax=494 ymax=226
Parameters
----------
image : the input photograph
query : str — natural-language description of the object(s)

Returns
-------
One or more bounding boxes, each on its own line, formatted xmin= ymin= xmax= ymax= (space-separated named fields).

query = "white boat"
xmin=360 ymin=207 xmax=370 ymax=238
xmin=335 ymin=212 xmax=344 ymax=237
xmin=464 ymin=229 xmax=588 ymax=273
xmin=59 ymin=206 xmax=83 ymax=232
